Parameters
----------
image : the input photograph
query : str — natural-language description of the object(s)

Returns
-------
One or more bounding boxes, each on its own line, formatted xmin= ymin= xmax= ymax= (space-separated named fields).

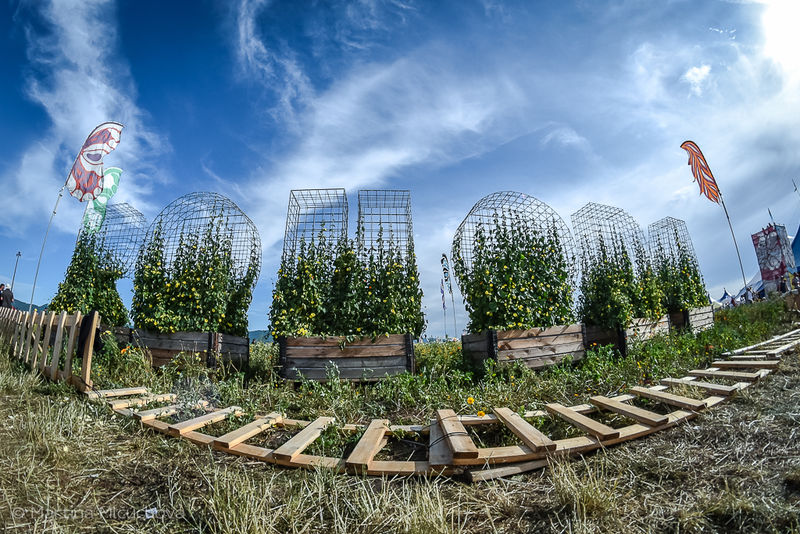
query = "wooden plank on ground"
xmin=589 ymin=395 xmax=668 ymax=426
xmin=711 ymin=360 xmax=778 ymax=369
xmin=134 ymin=400 xmax=209 ymax=422
xmin=467 ymin=458 xmax=550 ymax=482
xmin=85 ymin=387 xmax=149 ymax=399
xmin=493 ymin=407 xmax=556 ymax=452
xmin=108 ymin=393 xmax=176 ymax=410
xmin=545 ymin=403 xmax=620 ymax=440
xmin=213 ymin=412 xmax=282 ymax=450
xmin=688 ymin=369 xmax=761 ymax=382
xmin=436 ymin=409 xmax=479 ymax=459
xmin=272 ymin=416 xmax=335 ymax=463
xmin=346 ymin=419 xmax=390 ymax=474
xmin=630 ymin=386 xmax=706 ymax=410
xmin=167 ymin=406 xmax=243 ymax=436
xmin=428 ymin=418 xmax=453 ymax=467
xmin=659 ymin=377 xmax=740 ymax=396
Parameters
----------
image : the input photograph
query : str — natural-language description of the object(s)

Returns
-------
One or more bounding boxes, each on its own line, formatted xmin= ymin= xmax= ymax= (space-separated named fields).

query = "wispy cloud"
xmin=0 ymin=0 xmax=166 ymax=235
xmin=682 ymin=64 xmax=711 ymax=96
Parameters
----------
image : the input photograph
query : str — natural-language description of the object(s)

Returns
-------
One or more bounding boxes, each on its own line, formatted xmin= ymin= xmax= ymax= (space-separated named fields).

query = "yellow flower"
xmin=477 ymin=410 xmax=485 ymax=417
xmin=467 ymin=397 xmax=475 ymax=405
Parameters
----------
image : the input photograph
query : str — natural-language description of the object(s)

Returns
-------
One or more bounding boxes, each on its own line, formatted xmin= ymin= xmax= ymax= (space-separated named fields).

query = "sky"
xmin=1 ymin=0 xmax=800 ymax=337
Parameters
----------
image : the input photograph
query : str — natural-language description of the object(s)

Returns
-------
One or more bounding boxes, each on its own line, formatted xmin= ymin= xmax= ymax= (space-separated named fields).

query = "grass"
xmin=0 ymin=298 xmax=798 ymax=532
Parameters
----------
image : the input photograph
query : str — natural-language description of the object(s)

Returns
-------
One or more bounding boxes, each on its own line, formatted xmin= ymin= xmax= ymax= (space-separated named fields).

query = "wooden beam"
xmin=493 ymin=407 xmax=556 ymax=452
xmin=629 ymin=386 xmax=706 ymax=410
xmin=688 ymin=369 xmax=762 ymax=382
xmin=659 ymin=377 xmax=740 ymax=396
xmin=213 ymin=412 xmax=282 ymax=450
xmin=545 ymin=403 xmax=620 ymax=440
xmin=711 ymin=360 xmax=779 ymax=369
xmin=108 ymin=393 xmax=176 ymax=410
xmin=48 ymin=311 xmax=67 ymax=380
xmin=37 ymin=312 xmax=56 ymax=373
xmin=134 ymin=400 xmax=209 ymax=422
xmin=167 ymin=406 xmax=243 ymax=436
xmin=85 ymin=387 xmax=149 ymax=399
xmin=60 ymin=311 xmax=81 ymax=381
xmin=428 ymin=418 xmax=452 ymax=467
xmin=589 ymin=395 xmax=668 ymax=426
xmin=272 ymin=416 xmax=335 ymax=463
xmin=346 ymin=419 xmax=389 ymax=474
xmin=436 ymin=409 xmax=479 ymax=459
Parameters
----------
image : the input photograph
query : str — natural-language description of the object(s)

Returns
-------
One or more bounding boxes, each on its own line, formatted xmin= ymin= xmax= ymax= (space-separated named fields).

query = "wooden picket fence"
xmin=0 ymin=307 xmax=100 ymax=392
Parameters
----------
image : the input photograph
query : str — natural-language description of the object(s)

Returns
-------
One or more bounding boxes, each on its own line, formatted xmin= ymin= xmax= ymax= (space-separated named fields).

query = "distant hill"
xmin=249 ymin=330 xmax=272 ymax=343
xmin=11 ymin=299 xmax=47 ymax=312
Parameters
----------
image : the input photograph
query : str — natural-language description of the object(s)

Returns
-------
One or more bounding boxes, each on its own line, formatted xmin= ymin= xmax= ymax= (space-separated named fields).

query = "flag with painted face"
xmin=82 ymin=167 xmax=122 ymax=234
xmin=680 ymin=140 xmax=721 ymax=204
xmin=441 ymin=253 xmax=453 ymax=294
xmin=67 ymin=122 xmax=124 ymax=202
xmin=440 ymin=278 xmax=446 ymax=310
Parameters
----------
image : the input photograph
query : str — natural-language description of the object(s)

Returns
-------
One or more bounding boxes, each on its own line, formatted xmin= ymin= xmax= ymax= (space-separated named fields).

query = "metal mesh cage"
xmin=144 ymin=192 xmax=262 ymax=284
xmin=571 ymin=202 xmax=647 ymax=265
xmin=357 ymin=190 xmax=413 ymax=257
xmin=451 ymin=191 xmax=578 ymax=282
xmin=80 ymin=202 xmax=147 ymax=277
xmin=647 ymin=216 xmax=698 ymax=264
xmin=283 ymin=188 xmax=348 ymax=261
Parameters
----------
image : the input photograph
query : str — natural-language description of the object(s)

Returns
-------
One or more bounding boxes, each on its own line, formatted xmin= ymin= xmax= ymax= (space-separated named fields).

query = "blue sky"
xmin=1 ymin=0 xmax=800 ymax=336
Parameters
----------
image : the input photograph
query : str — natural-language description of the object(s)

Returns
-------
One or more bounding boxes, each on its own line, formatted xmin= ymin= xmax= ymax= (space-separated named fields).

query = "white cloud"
xmin=682 ymin=64 xmax=711 ymax=96
xmin=540 ymin=125 xmax=591 ymax=151
xmin=0 ymin=0 xmax=166 ymax=235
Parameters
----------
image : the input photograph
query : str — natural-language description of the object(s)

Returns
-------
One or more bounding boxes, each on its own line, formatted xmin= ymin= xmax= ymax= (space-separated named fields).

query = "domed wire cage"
xmin=571 ymin=202 xmax=647 ymax=266
xmin=79 ymin=202 xmax=148 ymax=277
xmin=451 ymin=191 xmax=579 ymax=287
xmin=647 ymin=216 xmax=699 ymax=264
xmin=143 ymin=192 xmax=262 ymax=286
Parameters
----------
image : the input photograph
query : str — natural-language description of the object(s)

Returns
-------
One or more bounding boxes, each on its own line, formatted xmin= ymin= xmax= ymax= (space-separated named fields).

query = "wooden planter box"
xmin=626 ymin=315 xmax=670 ymax=342
xmin=687 ymin=306 xmax=714 ymax=332
xmin=108 ymin=327 xmax=249 ymax=370
xmin=278 ymin=334 xmax=415 ymax=381
xmin=461 ymin=324 xmax=585 ymax=370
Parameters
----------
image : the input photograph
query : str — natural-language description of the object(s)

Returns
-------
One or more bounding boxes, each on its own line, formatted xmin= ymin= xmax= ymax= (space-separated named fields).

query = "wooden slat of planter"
xmin=545 ymin=403 xmax=620 ymax=440
xmin=214 ymin=412 xmax=282 ymax=450
xmin=497 ymin=341 xmax=585 ymax=361
xmin=346 ymin=419 xmax=389 ymax=474
xmin=629 ymin=386 xmax=706 ymax=410
xmin=495 ymin=334 xmax=582 ymax=350
xmin=688 ymin=369 xmax=761 ymax=382
xmin=659 ymin=378 xmax=740 ymax=396
xmin=283 ymin=356 xmax=407 ymax=369
xmin=589 ymin=395 xmax=668 ymax=426
xmin=168 ymin=406 xmax=242 ymax=436
xmin=285 ymin=335 xmax=406 ymax=347
xmin=436 ymin=409 xmax=479 ymax=459
xmin=711 ymin=360 xmax=779 ymax=369
xmin=495 ymin=324 xmax=582 ymax=340
xmin=273 ymin=416 xmax=335 ymax=463
xmin=283 ymin=345 xmax=405 ymax=358
xmin=493 ymin=407 xmax=556 ymax=452
xmin=499 ymin=352 xmax=584 ymax=370
xmin=282 ymin=366 xmax=407 ymax=381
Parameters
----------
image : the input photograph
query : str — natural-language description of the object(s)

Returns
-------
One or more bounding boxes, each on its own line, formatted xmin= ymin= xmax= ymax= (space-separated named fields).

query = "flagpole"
xmin=449 ymin=290 xmax=457 ymax=336
xmin=719 ymin=195 xmax=748 ymax=290
xmin=29 ymin=185 xmax=66 ymax=312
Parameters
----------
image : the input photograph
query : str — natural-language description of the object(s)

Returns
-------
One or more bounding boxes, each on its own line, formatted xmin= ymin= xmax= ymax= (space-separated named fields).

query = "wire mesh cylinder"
xmin=571 ymin=202 xmax=647 ymax=265
xmin=282 ymin=188 xmax=348 ymax=262
xmin=80 ymin=202 xmax=147 ymax=277
xmin=647 ymin=216 xmax=699 ymax=264
xmin=357 ymin=190 xmax=414 ymax=257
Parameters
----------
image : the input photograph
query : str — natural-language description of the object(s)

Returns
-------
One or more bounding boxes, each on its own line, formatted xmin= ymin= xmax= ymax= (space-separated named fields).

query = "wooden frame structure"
xmin=2 ymin=306 xmax=796 ymax=482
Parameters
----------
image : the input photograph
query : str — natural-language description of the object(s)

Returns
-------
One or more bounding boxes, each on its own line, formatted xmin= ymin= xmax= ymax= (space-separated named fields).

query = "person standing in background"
xmin=2 ymin=284 xmax=13 ymax=308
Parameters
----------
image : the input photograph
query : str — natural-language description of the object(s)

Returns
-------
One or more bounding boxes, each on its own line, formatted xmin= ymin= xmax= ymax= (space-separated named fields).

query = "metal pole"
xmin=720 ymin=195 xmax=748 ymax=290
xmin=10 ymin=251 xmax=21 ymax=290
xmin=449 ymin=291 xmax=457 ymax=337
xmin=29 ymin=186 xmax=65 ymax=312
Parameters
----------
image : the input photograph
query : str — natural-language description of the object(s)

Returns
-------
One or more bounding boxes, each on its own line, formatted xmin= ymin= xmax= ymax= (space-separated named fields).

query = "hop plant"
xmin=50 ymin=232 xmax=129 ymax=326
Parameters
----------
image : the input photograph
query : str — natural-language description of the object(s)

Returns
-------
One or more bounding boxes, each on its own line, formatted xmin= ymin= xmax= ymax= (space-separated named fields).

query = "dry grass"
xmin=1 ymin=349 xmax=799 ymax=532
